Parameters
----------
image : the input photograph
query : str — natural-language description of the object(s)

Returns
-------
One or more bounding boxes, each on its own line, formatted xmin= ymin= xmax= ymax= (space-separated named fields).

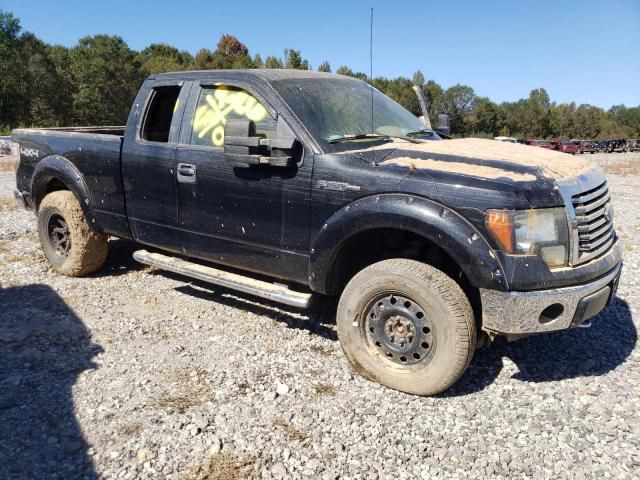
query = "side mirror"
xmin=436 ymin=114 xmax=451 ymax=136
xmin=223 ymin=117 xmax=299 ymax=168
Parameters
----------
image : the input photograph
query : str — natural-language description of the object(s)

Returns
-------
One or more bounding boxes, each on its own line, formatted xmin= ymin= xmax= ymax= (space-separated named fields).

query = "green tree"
xmin=500 ymin=100 xmax=528 ymax=138
xmin=609 ymin=104 xmax=640 ymax=137
xmin=70 ymin=35 xmax=143 ymax=125
xmin=573 ymin=104 xmax=603 ymax=139
xmin=441 ymin=84 xmax=476 ymax=135
xmin=422 ymin=80 xmax=444 ymax=127
xmin=137 ymin=43 xmax=193 ymax=75
xmin=284 ymin=49 xmax=309 ymax=70
xmin=524 ymin=88 xmax=551 ymax=138
xmin=382 ymin=77 xmax=420 ymax=116
xmin=264 ymin=56 xmax=283 ymax=69
xmin=467 ymin=97 xmax=503 ymax=136
xmin=19 ymin=33 xmax=74 ymax=127
xmin=336 ymin=65 xmax=367 ymax=81
xmin=0 ymin=10 xmax=23 ymax=130
xmin=549 ymin=102 xmax=576 ymax=139
xmin=193 ymin=48 xmax=216 ymax=69
xmin=318 ymin=61 xmax=331 ymax=72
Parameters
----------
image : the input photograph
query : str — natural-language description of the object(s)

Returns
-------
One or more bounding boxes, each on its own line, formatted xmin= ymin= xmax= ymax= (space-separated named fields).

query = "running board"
xmin=133 ymin=250 xmax=312 ymax=308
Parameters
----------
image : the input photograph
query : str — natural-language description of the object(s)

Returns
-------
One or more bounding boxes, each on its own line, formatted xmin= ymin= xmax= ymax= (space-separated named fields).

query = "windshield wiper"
xmin=406 ymin=128 xmax=436 ymax=137
xmin=328 ymin=133 xmax=390 ymax=144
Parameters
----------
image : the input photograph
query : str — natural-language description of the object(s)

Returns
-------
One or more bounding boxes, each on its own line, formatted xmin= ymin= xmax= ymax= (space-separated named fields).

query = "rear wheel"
xmin=38 ymin=190 xmax=108 ymax=276
xmin=336 ymin=259 xmax=476 ymax=396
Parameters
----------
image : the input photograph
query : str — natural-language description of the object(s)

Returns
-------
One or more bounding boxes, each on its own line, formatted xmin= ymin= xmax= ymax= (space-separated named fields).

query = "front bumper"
xmin=480 ymin=261 xmax=622 ymax=335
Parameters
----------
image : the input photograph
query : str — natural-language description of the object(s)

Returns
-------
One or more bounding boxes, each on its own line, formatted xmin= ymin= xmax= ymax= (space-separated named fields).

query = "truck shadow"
xmin=0 ymin=284 xmax=100 ymax=479
xmin=93 ymin=238 xmax=147 ymax=277
xmin=442 ymin=297 xmax=636 ymax=397
xmin=169 ymin=277 xmax=339 ymax=342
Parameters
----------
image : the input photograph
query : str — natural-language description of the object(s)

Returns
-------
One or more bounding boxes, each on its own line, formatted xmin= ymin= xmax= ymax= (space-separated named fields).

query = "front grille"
xmin=571 ymin=181 xmax=615 ymax=263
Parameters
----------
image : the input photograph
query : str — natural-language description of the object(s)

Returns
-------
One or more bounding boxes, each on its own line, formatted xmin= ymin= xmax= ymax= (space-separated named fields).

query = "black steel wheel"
xmin=364 ymin=293 xmax=435 ymax=365
xmin=46 ymin=213 xmax=72 ymax=258
xmin=337 ymin=259 xmax=476 ymax=396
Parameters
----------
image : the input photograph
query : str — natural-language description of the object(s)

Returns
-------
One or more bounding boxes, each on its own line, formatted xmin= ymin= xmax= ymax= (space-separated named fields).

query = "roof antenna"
xmin=370 ymin=7 xmax=374 ymax=163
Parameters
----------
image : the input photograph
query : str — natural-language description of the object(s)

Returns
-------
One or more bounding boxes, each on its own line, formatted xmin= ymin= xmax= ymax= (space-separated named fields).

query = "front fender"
xmin=31 ymin=155 xmax=98 ymax=229
xmin=309 ymin=193 xmax=508 ymax=294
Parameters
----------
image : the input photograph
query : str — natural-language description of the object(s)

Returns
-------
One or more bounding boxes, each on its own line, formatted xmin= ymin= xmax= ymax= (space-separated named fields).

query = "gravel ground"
xmin=1 ymin=152 xmax=638 ymax=479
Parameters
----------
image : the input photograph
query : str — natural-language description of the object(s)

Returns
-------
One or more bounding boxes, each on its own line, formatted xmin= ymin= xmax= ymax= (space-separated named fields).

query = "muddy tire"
xmin=37 ymin=190 xmax=108 ymax=276
xmin=336 ymin=259 xmax=476 ymax=396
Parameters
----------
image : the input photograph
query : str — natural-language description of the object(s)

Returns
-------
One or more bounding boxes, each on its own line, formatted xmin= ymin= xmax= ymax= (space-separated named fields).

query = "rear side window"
xmin=190 ymin=86 xmax=276 ymax=149
xmin=141 ymin=86 xmax=181 ymax=142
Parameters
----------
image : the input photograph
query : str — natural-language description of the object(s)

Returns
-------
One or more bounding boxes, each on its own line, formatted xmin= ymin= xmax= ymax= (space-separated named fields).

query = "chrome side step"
xmin=133 ymin=250 xmax=312 ymax=308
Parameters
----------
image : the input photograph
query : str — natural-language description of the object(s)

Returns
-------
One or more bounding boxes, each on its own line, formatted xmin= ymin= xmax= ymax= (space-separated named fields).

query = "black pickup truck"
xmin=12 ymin=70 xmax=622 ymax=396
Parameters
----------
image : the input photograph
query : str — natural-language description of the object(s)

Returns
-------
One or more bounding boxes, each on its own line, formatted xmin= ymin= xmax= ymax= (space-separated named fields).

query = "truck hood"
xmin=357 ymin=137 xmax=596 ymax=183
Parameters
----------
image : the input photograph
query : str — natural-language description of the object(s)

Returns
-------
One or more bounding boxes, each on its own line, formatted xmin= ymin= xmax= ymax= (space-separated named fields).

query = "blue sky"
xmin=4 ymin=0 xmax=639 ymax=109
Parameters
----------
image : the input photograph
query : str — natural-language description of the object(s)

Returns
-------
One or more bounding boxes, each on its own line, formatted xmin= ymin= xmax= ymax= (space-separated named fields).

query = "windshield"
xmin=270 ymin=77 xmax=438 ymax=152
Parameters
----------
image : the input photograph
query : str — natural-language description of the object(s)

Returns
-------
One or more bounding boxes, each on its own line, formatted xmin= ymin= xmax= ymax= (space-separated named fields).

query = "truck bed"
xmin=15 ymin=126 xmax=126 ymax=136
xmin=12 ymin=126 xmax=129 ymax=238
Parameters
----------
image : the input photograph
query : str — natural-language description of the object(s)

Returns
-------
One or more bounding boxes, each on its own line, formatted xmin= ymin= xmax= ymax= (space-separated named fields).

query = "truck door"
xmin=122 ymin=80 xmax=191 ymax=253
xmin=175 ymin=82 xmax=311 ymax=284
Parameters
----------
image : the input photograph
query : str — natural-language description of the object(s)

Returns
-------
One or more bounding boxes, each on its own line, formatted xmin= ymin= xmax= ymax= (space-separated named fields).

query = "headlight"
xmin=485 ymin=208 xmax=569 ymax=267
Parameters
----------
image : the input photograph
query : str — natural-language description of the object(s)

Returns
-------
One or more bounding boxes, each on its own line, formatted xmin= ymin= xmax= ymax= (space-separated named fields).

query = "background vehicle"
xmin=12 ymin=70 xmax=622 ymax=396
xmin=526 ymin=139 xmax=554 ymax=149
xmin=494 ymin=136 xmax=518 ymax=143
xmin=579 ymin=140 xmax=598 ymax=154
xmin=0 ymin=136 xmax=12 ymax=155
xmin=599 ymin=140 xmax=613 ymax=153
xmin=559 ymin=141 xmax=578 ymax=154
xmin=626 ymin=139 xmax=640 ymax=152
xmin=612 ymin=139 xmax=628 ymax=152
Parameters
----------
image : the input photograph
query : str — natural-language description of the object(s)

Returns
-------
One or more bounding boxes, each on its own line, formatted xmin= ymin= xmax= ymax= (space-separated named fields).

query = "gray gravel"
xmin=1 ymin=152 xmax=639 ymax=479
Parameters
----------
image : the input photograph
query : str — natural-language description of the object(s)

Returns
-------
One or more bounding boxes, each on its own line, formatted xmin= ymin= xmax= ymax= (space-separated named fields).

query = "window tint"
xmin=141 ymin=86 xmax=181 ymax=142
xmin=191 ymin=86 xmax=276 ymax=149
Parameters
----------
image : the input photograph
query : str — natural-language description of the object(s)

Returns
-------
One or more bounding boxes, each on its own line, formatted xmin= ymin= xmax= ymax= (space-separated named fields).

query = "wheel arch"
xmin=309 ymin=193 xmax=508 ymax=295
xmin=31 ymin=155 xmax=99 ymax=231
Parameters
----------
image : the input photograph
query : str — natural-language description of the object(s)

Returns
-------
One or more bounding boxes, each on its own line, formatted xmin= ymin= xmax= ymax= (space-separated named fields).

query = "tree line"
xmin=1 ymin=10 xmax=639 ymax=139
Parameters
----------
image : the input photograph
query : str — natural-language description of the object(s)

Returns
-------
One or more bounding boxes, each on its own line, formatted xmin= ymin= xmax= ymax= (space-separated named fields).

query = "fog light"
xmin=540 ymin=245 xmax=567 ymax=268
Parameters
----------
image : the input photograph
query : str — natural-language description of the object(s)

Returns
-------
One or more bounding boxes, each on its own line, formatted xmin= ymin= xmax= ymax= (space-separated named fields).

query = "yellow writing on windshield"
xmin=193 ymin=88 xmax=268 ymax=147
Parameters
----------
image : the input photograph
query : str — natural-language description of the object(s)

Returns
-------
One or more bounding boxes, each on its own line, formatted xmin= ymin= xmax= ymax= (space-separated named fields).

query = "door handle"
xmin=177 ymin=163 xmax=196 ymax=183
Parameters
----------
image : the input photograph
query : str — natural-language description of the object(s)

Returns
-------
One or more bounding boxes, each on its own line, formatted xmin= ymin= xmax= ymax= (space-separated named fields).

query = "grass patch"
xmin=3 ymin=254 xmax=28 ymax=263
xmin=272 ymin=418 xmax=309 ymax=441
xmin=117 ymin=422 xmax=142 ymax=438
xmin=184 ymin=452 xmax=257 ymax=480
xmin=154 ymin=385 xmax=210 ymax=412
xmin=312 ymin=383 xmax=336 ymax=396
xmin=0 ymin=197 xmax=17 ymax=211
xmin=0 ymin=156 xmax=18 ymax=172
xmin=164 ymin=366 xmax=208 ymax=384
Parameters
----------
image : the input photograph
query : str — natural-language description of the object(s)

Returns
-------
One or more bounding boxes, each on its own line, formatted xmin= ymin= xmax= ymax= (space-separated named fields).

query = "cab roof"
xmin=148 ymin=68 xmax=357 ymax=84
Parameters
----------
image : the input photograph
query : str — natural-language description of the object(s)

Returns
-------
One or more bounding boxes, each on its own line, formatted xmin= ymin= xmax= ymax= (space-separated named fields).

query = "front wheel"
xmin=336 ymin=259 xmax=476 ymax=396
xmin=38 ymin=190 xmax=109 ymax=276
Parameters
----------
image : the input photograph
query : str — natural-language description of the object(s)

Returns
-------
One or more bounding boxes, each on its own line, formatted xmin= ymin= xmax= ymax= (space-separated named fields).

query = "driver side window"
xmin=190 ymin=86 xmax=276 ymax=149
